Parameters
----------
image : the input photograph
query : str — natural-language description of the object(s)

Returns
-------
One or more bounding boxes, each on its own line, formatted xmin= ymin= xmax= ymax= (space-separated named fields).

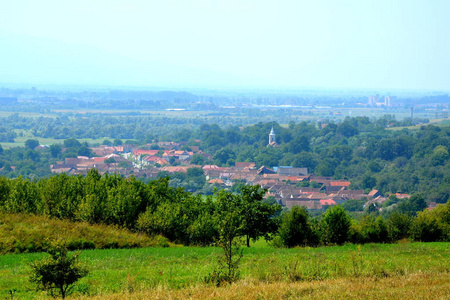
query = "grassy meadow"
xmin=0 ymin=241 xmax=449 ymax=299
xmin=0 ymin=213 xmax=169 ymax=254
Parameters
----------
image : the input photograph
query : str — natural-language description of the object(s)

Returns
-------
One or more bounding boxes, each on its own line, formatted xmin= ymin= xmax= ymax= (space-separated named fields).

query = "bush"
xmin=411 ymin=203 xmax=450 ymax=242
xmin=350 ymin=215 xmax=388 ymax=244
xmin=29 ymin=244 xmax=89 ymax=298
xmin=386 ymin=212 xmax=413 ymax=242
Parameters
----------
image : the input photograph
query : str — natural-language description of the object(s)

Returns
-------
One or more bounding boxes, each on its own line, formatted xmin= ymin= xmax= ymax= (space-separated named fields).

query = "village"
xmin=49 ymin=137 xmax=409 ymax=212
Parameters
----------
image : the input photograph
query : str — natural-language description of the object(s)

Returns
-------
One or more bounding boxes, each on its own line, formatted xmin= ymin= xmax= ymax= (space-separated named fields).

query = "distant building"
xmin=275 ymin=166 xmax=308 ymax=176
xmin=368 ymin=94 xmax=379 ymax=106
xmin=268 ymin=127 xmax=277 ymax=146
xmin=369 ymin=94 xmax=391 ymax=107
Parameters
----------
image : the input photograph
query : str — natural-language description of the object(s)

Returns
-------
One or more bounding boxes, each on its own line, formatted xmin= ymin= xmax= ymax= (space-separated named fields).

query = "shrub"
xmin=350 ymin=215 xmax=388 ymax=244
xmin=411 ymin=203 xmax=450 ymax=242
xmin=29 ymin=244 xmax=89 ymax=298
xmin=386 ymin=212 xmax=413 ymax=242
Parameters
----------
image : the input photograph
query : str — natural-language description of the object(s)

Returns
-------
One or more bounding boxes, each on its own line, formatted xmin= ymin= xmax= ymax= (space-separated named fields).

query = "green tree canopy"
xmin=321 ymin=206 xmax=351 ymax=245
xmin=278 ymin=206 xmax=313 ymax=247
xmin=25 ymin=139 xmax=40 ymax=150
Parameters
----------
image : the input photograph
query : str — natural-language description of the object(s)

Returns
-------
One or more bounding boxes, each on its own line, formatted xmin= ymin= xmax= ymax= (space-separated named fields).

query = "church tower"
xmin=268 ymin=127 xmax=276 ymax=145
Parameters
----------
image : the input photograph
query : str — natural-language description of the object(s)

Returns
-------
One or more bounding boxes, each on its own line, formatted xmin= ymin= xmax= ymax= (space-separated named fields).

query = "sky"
xmin=0 ymin=0 xmax=449 ymax=91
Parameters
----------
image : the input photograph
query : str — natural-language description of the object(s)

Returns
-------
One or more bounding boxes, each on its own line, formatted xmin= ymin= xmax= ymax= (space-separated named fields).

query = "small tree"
xmin=206 ymin=190 xmax=243 ymax=286
xmin=321 ymin=205 xmax=351 ymax=245
xmin=278 ymin=205 xmax=313 ymax=247
xmin=215 ymin=210 xmax=244 ymax=284
xmin=29 ymin=245 xmax=88 ymax=298
xmin=240 ymin=185 xmax=281 ymax=247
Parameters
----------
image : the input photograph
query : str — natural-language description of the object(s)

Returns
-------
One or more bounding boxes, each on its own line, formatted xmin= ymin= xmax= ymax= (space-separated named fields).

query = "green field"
xmin=1 ymin=242 xmax=449 ymax=299
xmin=0 ymin=129 xmax=109 ymax=149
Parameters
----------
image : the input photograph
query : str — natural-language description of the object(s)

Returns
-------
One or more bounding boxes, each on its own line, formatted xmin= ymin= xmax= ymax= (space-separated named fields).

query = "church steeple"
xmin=268 ymin=127 xmax=276 ymax=145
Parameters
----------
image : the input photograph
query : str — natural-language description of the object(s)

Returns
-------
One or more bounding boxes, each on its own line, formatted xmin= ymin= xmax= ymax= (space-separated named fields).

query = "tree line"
xmin=0 ymin=171 xmax=448 ymax=250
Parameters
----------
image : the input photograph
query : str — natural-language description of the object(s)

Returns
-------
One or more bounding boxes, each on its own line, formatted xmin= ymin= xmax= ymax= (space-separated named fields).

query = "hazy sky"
xmin=1 ymin=0 xmax=449 ymax=90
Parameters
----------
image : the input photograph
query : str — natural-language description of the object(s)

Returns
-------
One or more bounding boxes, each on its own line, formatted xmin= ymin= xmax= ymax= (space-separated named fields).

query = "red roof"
xmin=93 ymin=157 xmax=107 ymax=163
xmin=330 ymin=181 xmax=351 ymax=187
xmin=143 ymin=156 xmax=161 ymax=162
xmin=320 ymin=199 xmax=337 ymax=206
xmin=394 ymin=193 xmax=411 ymax=199
xmin=368 ymin=189 xmax=379 ymax=196
xmin=235 ymin=162 xmax=256 ymax=169
xmin=162 ymin=166 xmax=189 ymax=173
xmin=156 ymin=158 xmax=169 ymax=165
xmin=133 ymin=150 xmax=159 ymax=156
xmin=203 ymin=165 xmax=221 ymax=170
xmin=208 ymin=178 xmax=225 ymax=184
xmin=286 ymin=176 xmax=302 ymax=182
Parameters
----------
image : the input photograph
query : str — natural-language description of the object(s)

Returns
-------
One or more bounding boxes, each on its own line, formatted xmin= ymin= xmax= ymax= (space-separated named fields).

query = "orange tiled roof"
xmin=320 ymin=199 xmax=337 ymax=206
xmin=330 ymin=181 xmax=351 ymax=187
xmin=133 ymin=150 xmax=159 ymax=156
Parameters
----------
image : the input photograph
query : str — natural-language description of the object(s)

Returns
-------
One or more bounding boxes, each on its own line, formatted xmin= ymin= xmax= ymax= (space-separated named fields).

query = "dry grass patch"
xmin=76 ymin=272 xmax=450 ymax=300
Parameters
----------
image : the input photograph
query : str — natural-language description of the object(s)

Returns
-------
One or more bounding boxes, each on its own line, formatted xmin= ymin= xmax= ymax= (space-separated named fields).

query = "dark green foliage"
xmin=25 ymin=139 xmax=40 ymax=150
xmin=341 ymin=199 xmax=366 ymax=212
xmin=190 ymin=153 xmax=206 ymax=165
xmin=63 ymin=138 xmax=82 ymax=148
xmin=411 ymin=212 xmax=444 ymax=242
xmin=239 ymin=185 xmax=281 ymax=247
xmin=410 ymin=202 xmax=450 ymax=242
xmin=50 ymin=144 xmax=62 ymax=158
xmin=396 ymin=193 xmax=428 ymax=216
xmin=287 ymin=135 xmax=310 ymax=154
xmin=361 ymin=173 xmax=377 ymax=190
xmin=187 ymin=210 xmax=218 ymax=246
xmin=277 ymin=206 xmax=315 ymax=247
xmin=385 ymin=212 xmax=413 ymax=242
xmin=76 ymin=146 xmax=92 ymax=157
xmin=213 ymin=148 xmax=236 ymax=166
xmin=320 ymin=206 xmax=352 ymax=245
xmin=350 ymin=215 xmax=388 ymax=244
xmin=336 ymin=120 xmax=359 ymax=138
xmin=29 ymin=244 xmax=88 ymax=298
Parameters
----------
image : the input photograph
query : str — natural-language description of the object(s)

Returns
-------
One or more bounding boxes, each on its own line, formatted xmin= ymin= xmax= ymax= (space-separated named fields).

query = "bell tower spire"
xmin=268 ymin=127 xmax=276 ymax=145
